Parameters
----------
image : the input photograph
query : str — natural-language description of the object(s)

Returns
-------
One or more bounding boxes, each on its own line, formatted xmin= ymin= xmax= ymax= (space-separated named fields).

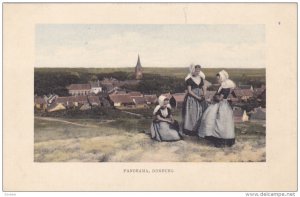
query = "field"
xmin=35 ymin=67 xmax=265 ymax=81
xmin=34 ymin=109 xmax=266 ymax=162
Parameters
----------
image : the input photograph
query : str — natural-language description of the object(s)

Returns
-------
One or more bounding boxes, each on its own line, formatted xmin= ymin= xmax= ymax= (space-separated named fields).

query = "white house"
xmin=90 ymin=80 xmax=102 ymax=95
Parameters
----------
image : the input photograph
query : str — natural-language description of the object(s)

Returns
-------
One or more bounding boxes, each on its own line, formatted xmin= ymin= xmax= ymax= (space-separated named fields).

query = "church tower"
xmin=135 ymin=54 xmax=143 ymax=80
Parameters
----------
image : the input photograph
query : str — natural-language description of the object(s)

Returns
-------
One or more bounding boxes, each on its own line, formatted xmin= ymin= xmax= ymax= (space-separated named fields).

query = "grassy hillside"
xmin=34 ymin=117 xmax=265 ymax=162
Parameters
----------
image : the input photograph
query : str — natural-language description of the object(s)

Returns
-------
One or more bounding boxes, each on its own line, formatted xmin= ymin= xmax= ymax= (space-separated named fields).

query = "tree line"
xmin=34 ymin=70 xmax=265 ymax=97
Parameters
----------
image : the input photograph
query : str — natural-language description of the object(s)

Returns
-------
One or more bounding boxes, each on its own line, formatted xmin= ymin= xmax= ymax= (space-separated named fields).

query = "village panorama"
xmin=34 ymin=55 xmax=265 ymax=120
xmin=34 ymin=55 xmax=266 ymax=162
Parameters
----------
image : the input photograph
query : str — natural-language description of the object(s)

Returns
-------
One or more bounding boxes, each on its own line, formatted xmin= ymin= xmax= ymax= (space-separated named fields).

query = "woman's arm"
xmin=169 ymin=114 xmax=175 ymax=123
xmin=201 ymin=78 xmax=206 ymax=97
xmin=156 ymin=115 xmax=172 ymax=123
xmin=187 ymin=86 xmax=202 ymax=100
xmin=202 ymin=86 xmax=206 ymax=97
xmin=219 ymin=94 xmax=224 ymax=101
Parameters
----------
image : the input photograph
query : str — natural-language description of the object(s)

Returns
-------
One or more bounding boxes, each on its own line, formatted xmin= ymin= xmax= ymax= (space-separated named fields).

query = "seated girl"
xmin=150 ymin=95 xmax=182 ymax=142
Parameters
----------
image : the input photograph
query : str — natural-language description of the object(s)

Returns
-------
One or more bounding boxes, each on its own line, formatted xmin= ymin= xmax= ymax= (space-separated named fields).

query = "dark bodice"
xmin=155 ymin=107 xmax=171 ymax=118
xmin=185 ymin=77 xmax=204 ymax=89
xmin=216 ymin=88 xmax=231 ymax=99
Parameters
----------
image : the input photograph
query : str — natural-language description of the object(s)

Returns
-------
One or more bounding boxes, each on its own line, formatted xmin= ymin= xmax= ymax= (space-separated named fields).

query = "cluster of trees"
xmin=34 ymin=70 xmax=186 ymax=97
xmin=96 ymin=71 xmax=134 ymax=81
xmin=34 ymin=71 xmax=135 ymax=96
xmin=136 ymin=73 xmax=186 ymax=95
xmin=34 ymin=72 xmax=80 ymax=96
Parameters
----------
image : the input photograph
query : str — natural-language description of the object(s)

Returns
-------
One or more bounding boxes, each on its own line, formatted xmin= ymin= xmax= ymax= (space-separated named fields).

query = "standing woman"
xmin=182 ymin=64 xmax=208 ymax=136
xmin=198 ymin=70 xmax=236 ymax=147
xmin=150 ymin=95 xmax=182 ymax=142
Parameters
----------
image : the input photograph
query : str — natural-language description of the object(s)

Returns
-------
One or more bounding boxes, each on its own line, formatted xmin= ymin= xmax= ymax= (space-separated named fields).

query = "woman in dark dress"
xmin=150 ymin=95 xmax=182 ymax=142
xmin=182 ymin=64 xmax=208 ymax=136
xmin=198 ymin=70 xmax=236 ymax=147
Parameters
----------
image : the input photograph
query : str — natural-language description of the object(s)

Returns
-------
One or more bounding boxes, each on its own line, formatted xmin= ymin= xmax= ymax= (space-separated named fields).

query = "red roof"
xmin=88 ymin=96 xmax=101 ymax=105
xmin=67 ymin=84 xmax=91 ymax=90
xmin=128 ymin=91 xmax=143 ymax=97
xmin=72 ymin=95 xmax=89 ymax=103
xmin=56 ymin=96 xmax=88 ymax=105
xmin=144 ymin=95 xmax=157 ymax=103
xmin=131 ymin=96 xmax=146 ymax=105
xmin=54 ymin=97 xmax=74 ymax=107
xmin=111 ymin=90 xmax=127 ymax=95
xmin=109 ymin=94 xmax=134 ymax=104
xmin=233 ymin=89 xmax=254 ymax=97
xmin=253 ymin=88 xmax=265 ymax=96
xmin=56 ymin=97 xmax=71 ymax=103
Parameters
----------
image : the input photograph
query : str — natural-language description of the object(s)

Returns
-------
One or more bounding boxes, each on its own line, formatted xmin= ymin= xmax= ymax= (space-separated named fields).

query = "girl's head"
xmin=192 ymin=64 xmax=201 ymax=76
xmin=189 ymin=64 xmax=201 ymax=76
xmin=162 ymin=98 xmax=169 ymax=109
xmin=158 ymin=95 xmax=169 ymax=108
xmin=216 ymin=73 xmax=221 ymax=84
xmin=216 ymin=70 xmax=229 ymax=84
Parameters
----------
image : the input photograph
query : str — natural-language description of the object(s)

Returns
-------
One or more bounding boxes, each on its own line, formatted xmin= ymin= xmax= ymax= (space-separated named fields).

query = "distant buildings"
xmin=34 ymin=94 xmax=103 ymax=112
xmin=128 ymin=91 xmax=143 ymax=97
xmin=250 ymin=107 xmax=266 ymax=120
xmin=90 ymin=80 xmax=102 ymax=94
xmin=34 ymin=96 xmax=47 ymax=110
xmin=131 ymin=96 xmax=147 ymax=108
xmin=238 ymin=84 xmax=254 ymax=91
xmin=108 ymin=91 xmax=155 ymax=109
xmin=233 ymin=107 xmax=249 ymax=122
xmin=253 ymin=87 xmax=265 ymax=97
xmin=144 ymin=95 xmax=158 ymax=105
xmin=35 ymin=55 xmax=266 ymax=116
xmin=67 ymin=80 xmax=104 ymax=96
xmin=101 ymin=77 xmax=119 ymax=92
xmin=67 ymin=84 xmax=91 ymax=96
xmin=232 ymin=89 xmax=254 ymax=101
xmin=108 ymin=94 xmax=135 ymax=108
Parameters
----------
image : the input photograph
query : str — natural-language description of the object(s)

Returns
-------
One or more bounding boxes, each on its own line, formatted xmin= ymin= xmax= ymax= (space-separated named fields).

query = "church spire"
xmin=135 ymin=54 xmax=143 ymax=80
xmin=136 ymin=54 xmax=142 ymax=68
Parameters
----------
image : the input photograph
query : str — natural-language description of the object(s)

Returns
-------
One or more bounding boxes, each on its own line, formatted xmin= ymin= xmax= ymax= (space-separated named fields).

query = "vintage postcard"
xmin=3 ymin=3 xmax=297 ymax=191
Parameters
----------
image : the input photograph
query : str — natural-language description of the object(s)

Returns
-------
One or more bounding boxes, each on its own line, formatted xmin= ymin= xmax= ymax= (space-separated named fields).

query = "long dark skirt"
xmin=150 ymin=120 xmax=182 ymax=142
xmin=198 ymin=100 xmax=235 ymax=147
xmin=182 ymin=88 xmax=208 ymax=136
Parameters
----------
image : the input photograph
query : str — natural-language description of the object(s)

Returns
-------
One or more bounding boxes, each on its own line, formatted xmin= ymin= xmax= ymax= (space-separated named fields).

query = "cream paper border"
xmin=3 ymin=3 xmax=297 ymax=191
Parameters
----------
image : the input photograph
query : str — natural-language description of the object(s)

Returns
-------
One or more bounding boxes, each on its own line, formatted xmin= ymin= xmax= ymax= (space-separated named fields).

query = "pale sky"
xmin=35 ymin=24 xmax=265 ymax=68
